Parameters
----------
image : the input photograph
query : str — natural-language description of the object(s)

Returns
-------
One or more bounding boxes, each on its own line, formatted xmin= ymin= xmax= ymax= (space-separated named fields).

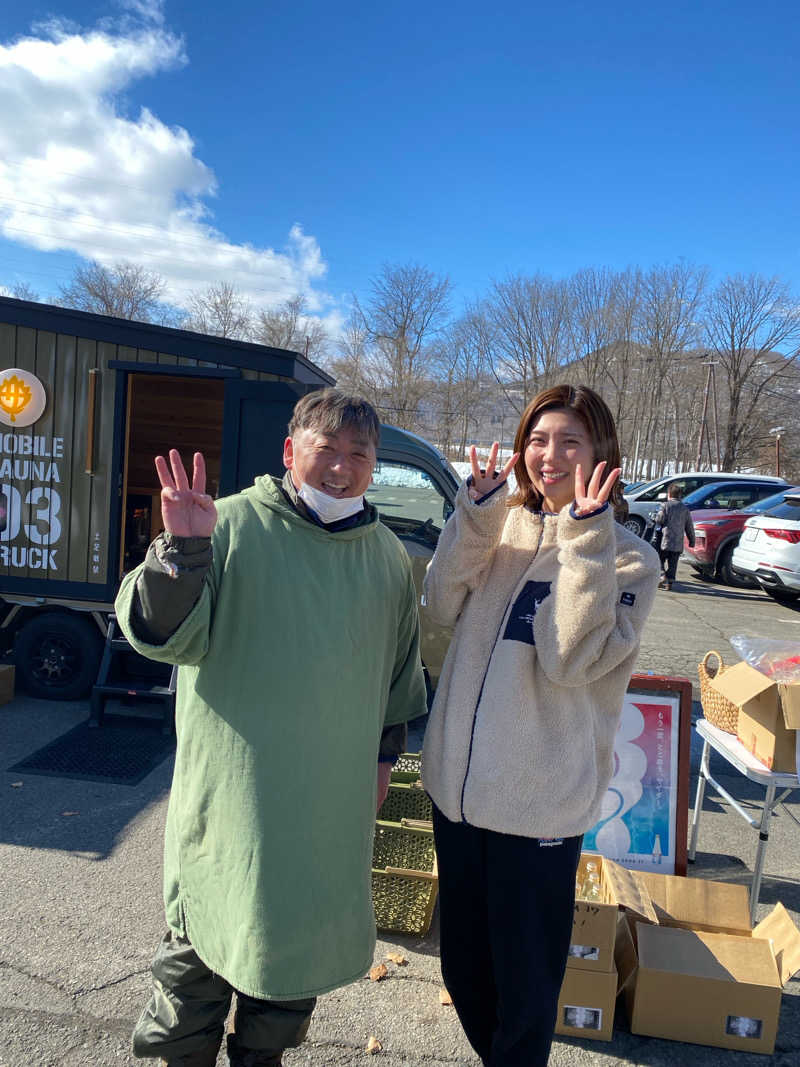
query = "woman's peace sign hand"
xmin=573 ymin=460 xmax=621 ymax=516
xmin=468 ymin=441 xmax=519 ymax=501
xmin=155 ymin=449 xmax=218 ymax=538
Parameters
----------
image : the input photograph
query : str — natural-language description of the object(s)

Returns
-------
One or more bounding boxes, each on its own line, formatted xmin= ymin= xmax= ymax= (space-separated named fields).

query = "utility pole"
xmin=708 ymin=362 xmax=721 ymax=471
xmin=769 ymin=426 xmax=785 ymax=478
xmin=696 ymin=359 xmax=720 ymax=470
xmin=695 ymin=361 xmax=713 ymax=469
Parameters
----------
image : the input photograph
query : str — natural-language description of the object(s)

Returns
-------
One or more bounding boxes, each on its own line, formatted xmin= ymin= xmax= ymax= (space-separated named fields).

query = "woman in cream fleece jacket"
xmin=422 ymin=384 xmax=659 ymax=1067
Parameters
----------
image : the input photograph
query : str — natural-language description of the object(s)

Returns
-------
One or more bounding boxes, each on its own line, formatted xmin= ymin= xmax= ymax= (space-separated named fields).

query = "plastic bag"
xmin=729 ymin=634 xmax=800 ymax=683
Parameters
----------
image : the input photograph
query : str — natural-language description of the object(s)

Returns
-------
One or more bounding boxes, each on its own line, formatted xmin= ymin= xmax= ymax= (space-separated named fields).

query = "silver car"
xmin=731 ymin=494 xmax=800 ymax=603
xmin=622 ymin=471 xmax=788 ymax=537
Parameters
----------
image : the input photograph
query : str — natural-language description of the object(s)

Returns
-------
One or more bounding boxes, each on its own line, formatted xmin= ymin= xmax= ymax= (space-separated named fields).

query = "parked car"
xmin=731 ymin=493 xmax=800 ymax=602
xmin=682 ymin=486 xmax=800 ymax=586
xmin=622 ymin=471 xmax=788 ymax=537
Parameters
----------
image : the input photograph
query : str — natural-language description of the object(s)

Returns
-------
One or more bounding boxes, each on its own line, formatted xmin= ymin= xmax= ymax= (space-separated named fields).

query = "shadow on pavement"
xmin=1 ymin=694 xmax=172 ymax=858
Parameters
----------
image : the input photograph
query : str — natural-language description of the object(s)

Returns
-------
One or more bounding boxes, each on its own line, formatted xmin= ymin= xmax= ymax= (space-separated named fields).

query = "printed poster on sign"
xmin=583 ymin=689 xmax=680 ymax=873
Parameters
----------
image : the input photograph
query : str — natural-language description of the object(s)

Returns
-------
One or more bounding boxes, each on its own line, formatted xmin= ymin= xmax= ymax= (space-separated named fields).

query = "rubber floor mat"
xmin=9 ymin=716 xmax=175 ymax=785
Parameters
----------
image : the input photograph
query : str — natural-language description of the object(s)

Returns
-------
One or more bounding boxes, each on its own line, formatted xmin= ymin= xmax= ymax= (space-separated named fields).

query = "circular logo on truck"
xmin=0 ymin=368 xmax=47 ymax=427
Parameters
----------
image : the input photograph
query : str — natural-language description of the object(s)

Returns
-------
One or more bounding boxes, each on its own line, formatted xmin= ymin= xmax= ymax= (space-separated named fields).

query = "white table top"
xmin=696 ymin=718 xmax=800 ymax=788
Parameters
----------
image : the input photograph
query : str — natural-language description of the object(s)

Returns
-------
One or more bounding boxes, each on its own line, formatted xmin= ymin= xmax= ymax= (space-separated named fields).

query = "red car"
xmin=684 ymin=486 xmax=800 ymax=586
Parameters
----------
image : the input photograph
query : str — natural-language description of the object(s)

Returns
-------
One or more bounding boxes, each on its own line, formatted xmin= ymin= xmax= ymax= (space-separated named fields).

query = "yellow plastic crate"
xmin=372 ymin=819 xmax=438 ymax=935
xmin=390 ymin=751 xmax=422 ymax=784
xmin=377 ymin=780 xmax=433 ymax=823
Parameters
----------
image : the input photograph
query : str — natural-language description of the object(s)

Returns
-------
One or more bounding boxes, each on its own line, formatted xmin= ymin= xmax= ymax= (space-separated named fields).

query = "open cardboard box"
xmin=569 ymin=854 xmax=656 ymax=972
xmin=708 ymin=660 xmax=800 ymax=773
xmin=615 ymin=902 xmax=800 ymax=1055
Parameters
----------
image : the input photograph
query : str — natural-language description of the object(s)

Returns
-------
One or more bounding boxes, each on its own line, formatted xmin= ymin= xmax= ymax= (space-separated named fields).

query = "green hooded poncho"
xmin=115 ymin=475 xmax=426 ymax=999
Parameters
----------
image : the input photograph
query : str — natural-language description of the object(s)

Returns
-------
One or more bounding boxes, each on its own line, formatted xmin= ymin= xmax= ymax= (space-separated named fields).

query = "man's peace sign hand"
xmin=155 ymin=450 xmax=217 ymax=538
xmin=468 ymin=442 xmax=519 ymax=501
xmin=573 ymin=460 xmax=621 ymax=517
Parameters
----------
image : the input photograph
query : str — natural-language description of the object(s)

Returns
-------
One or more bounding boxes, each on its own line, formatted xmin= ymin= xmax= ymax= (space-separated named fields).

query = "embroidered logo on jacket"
xmin=620 ymin=592 xmax=636 ymax=606
xmin=502 ymin=580 xmax=552 ymax=645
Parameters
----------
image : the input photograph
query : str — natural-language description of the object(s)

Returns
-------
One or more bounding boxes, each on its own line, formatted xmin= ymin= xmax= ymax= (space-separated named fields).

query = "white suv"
xmin=731 ymin=493 xmax=800 ymax=603
xmin=622 ymin=472 xmax=788 ymax=537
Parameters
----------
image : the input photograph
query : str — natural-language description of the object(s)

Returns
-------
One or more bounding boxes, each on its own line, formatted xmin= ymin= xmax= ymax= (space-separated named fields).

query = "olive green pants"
xmin=132 ymin=931 xmax=316 ymax=1060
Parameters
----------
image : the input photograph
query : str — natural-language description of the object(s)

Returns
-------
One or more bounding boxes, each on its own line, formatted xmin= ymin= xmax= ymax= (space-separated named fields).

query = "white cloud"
xmin=0 ymin=14 xmax=331 ymax=316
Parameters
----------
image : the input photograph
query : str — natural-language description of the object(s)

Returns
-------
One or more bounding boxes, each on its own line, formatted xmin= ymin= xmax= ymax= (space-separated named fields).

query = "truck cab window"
xmin=367 ymin=462 xmax=451 ymax=542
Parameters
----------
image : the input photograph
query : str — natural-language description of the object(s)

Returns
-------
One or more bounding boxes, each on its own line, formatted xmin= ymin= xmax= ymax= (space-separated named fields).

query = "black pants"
xmin=132 ymin=931 xmax=316 ymax=1060
xmin=660 ymin=550 xmax=681 ymax=582
xmin=432 ymin=806 xmax=582 ymax=1067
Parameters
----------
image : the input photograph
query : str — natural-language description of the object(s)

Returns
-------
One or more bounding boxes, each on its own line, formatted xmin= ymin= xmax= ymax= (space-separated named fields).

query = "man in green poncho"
xmin=115 ymin=390 xmax=427 ymax=1067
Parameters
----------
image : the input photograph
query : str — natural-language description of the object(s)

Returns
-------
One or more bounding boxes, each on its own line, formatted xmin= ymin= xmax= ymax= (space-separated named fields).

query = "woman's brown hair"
xmin=508 ymin=383 xmax=624 ymax=516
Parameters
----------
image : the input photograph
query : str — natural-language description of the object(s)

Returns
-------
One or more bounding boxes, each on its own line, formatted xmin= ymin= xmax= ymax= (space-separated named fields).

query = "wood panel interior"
xmin=121 ymin=373 xmax=225 ymax=572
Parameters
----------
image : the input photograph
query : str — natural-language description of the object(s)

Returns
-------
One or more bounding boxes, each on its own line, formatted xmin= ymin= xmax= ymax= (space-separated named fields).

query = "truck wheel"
xmin=16 ymin=613 xmax=103 ymax=701
xmin=718 ymin=544 xmax=755 ymax=588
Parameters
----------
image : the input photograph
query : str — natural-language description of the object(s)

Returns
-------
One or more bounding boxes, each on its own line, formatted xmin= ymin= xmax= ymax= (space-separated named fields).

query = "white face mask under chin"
xmin=297 ymin=482 xmax=365 ymax=524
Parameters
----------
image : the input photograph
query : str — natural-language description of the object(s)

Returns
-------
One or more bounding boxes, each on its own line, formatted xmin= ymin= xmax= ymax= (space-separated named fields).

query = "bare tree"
xmin=254 ymin=295 xmax=328 ymax=361
xmin=631 ymin=262 xmax=707 ymax=478
xmin=329 ymin=309 xmax=377 ymax=401
xmin=59 ymin=260 xmax=166 ymax=321
xmin=704 ymin=274 xmax=800 ymax=469
xmin=484 ymin=273 xmax=572 ymax=412
xmin=567 ymin=268 xmax=622 ymax=392
xmin=184 ymin=282 xmax=252 ymax=339
xmin=432 ymin=310 xmax=495 ymax=458
xmin=5 ymin=281 xmax=40 ymax=302
xmin=355 ymin=264 xmax=452 ymax=430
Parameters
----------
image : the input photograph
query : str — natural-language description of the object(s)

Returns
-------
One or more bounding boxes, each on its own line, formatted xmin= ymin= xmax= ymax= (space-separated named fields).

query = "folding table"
xmin=688 ymin=717 xmax=800 ymax=924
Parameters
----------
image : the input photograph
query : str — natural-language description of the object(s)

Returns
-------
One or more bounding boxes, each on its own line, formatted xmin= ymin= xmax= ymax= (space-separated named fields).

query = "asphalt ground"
xmin=1 ymin=560 xmax=800 ymax=1066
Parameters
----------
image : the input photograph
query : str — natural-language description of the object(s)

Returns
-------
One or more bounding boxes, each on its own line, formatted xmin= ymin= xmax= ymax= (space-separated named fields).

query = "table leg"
xmin=749 ymin=783 xmax=777 ymax=926
xmin=688 ymin=740 xmax=710 ymax=862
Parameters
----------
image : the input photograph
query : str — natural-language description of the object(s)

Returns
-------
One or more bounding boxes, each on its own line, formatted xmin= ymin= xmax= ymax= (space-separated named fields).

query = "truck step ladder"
xmin=89 ymin=616 xmax=177 ymax=735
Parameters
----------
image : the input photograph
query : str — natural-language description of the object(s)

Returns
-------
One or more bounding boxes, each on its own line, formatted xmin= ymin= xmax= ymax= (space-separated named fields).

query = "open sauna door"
xmin=218 ymin=380 xmax=313 ymax=497
xmin=119 ymin=373 xmax=226 ymax=576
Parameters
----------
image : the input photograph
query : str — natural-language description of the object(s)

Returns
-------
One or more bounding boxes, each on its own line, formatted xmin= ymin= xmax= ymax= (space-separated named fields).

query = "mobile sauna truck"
xmin=0 ymin=296 xmax=457 ymax=700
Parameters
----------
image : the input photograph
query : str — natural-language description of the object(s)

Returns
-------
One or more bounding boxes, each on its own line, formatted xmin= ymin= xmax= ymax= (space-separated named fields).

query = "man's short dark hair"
xmin=289 ymin=388 xmax=380 ymax=448
xmin=667 ymin=483 xmax=682 ymax=499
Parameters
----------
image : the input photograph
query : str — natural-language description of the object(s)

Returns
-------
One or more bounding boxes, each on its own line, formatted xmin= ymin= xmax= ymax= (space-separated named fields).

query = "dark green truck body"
xmin=0 ymin=296 xmax=457 ymax=699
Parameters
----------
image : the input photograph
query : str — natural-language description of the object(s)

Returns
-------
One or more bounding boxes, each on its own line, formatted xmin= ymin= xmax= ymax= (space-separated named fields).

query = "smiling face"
xmin=523 ymin=408 xmax=596 ymax=513
xmin=283 ymin=425 xmax=376 ymax=499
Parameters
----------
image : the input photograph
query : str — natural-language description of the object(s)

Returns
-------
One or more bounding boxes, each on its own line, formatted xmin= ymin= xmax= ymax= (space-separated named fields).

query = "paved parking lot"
xmin=1 ymin=560 xmax=798 ymax=1065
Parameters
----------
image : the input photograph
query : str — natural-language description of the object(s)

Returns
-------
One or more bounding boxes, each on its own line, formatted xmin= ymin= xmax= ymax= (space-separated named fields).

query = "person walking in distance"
xmin=653 ymin=483 xmax=695 ymax=590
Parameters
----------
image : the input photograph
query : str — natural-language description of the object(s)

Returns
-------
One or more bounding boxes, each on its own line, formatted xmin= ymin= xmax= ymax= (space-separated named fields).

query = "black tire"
xmin=718 ymin=544 xmax=756 ymax=588
xmin=15 ymin=612 xmax=103 ymax=700
xmin=763 ymin=586 xmax=800 ymax=604
xmin=624 ymin=515 xmax=645 ymax=537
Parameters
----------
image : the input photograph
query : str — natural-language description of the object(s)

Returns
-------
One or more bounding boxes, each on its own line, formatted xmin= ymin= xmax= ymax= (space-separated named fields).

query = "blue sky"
xmin=1 ymin=0 xmax=799 ymax=334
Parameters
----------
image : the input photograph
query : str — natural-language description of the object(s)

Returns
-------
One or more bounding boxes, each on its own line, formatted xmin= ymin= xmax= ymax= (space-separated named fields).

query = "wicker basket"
xmin=378 ymin=781 xmax=433 ymax=823
xmin=372 ymin=819 xmax=438 ymax=935
xmin=698 ymin=650 xmax=739 ymax=734
xmin=390 ymin=751 xmax=423 ymax=784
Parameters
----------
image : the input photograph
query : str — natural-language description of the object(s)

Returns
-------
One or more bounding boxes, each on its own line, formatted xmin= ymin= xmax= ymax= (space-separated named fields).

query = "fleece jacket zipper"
xmin=459 ymin=608 xmax=508 ymax=823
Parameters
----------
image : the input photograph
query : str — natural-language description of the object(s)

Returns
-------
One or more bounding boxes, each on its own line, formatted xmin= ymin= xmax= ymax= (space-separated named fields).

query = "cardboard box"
xmin=616 ymin=904 xmax=800 ymax=1055
xmin=569 ymin=854 xmax=656 ymax=972
xmin=555 ymin=963 xmax=618 ymax=1042
xmin=708 ymin=660 xmax=800 ymax=772
xmin=0 ymin=663 xmax=14 ymax=706
xmin=637 ymin=871 xmax=751 ymax=936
